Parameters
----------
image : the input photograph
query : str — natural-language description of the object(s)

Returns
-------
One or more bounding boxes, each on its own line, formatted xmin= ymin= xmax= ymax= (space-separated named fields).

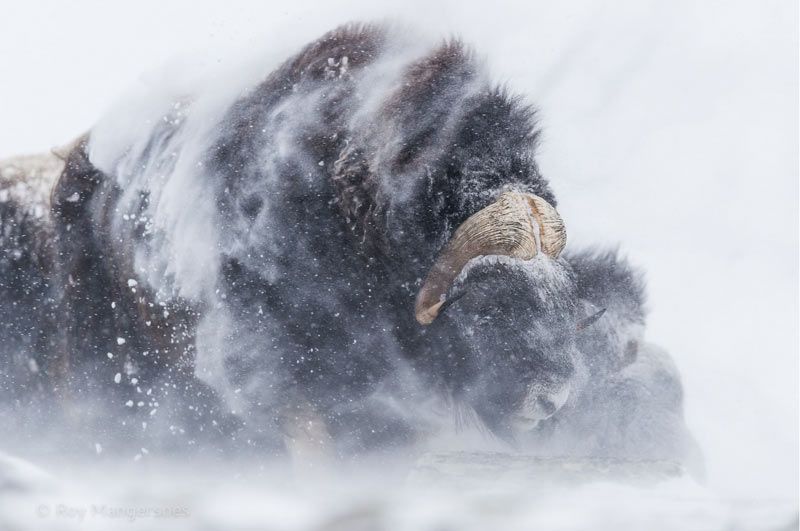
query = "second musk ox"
xmin=3 ymin=23 xmax=698 ymax=463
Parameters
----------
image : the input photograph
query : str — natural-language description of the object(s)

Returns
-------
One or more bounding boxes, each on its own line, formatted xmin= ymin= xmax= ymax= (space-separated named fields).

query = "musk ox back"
xmin=1 ymin=22 xmax=697 ymax=464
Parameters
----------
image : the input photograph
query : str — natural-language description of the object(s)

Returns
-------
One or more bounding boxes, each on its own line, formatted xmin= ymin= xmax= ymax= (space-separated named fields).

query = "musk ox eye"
xmin=435 ymin=289 xmax=467 ymax=317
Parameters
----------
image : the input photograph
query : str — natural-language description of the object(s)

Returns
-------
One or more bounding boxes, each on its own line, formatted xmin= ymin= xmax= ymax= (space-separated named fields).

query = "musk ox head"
xmin=415 ymin=191 xmax=592 ymax=436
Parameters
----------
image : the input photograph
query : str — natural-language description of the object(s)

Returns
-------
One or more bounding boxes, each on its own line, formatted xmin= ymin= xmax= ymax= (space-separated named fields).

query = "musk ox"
xmin=0 ymin=23 xmax=697 ymax=464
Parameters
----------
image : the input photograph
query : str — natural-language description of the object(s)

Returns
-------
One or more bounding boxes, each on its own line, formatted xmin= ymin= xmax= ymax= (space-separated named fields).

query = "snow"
xmin=0 ymin=455 xmax=796 ymax=531
xmin=0 ymin=1 xmax=796 ymax=530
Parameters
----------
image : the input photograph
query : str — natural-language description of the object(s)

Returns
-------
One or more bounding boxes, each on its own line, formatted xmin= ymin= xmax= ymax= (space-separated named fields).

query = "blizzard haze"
xmin=0 ymin=0 xmax=797 ymax=528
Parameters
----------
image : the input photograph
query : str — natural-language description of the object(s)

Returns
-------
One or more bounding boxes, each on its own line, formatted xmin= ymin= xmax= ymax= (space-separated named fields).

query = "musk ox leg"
xmin=279 ymin=398 xmax=334 ymax=467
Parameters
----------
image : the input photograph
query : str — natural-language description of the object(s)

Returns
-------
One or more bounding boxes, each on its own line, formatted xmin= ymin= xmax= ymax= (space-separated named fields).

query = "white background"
xmin=1 ymin=0 xmax=797 ymax=502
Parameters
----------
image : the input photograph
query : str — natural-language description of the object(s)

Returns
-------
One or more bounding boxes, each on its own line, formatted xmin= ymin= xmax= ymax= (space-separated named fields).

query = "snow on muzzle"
xmin=513 ymin=380 xmax=572 ymax=431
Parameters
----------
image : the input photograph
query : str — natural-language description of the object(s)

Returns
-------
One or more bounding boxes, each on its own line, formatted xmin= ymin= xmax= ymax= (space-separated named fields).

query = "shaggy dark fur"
xmin=0 ymin=156 xmax=56 ymax=404
xmin=0 ymin=23 xmax=696 ymax=463
xmin=45 ymin=138 xmax=237 ymax=450
xmin=198 ymin=23 xmax=566 ymax=448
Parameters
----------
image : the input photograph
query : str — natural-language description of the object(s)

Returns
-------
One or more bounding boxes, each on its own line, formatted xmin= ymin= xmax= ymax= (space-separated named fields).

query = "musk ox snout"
xmin=434 ymin=256 xmax=580 ymax=434
xmin=515 ymin=378 xmax=572 ymax=430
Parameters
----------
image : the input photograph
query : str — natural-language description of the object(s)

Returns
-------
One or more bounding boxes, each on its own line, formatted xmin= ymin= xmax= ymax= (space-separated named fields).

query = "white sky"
xmin=0 ymin=0 xmax=797 ymax=499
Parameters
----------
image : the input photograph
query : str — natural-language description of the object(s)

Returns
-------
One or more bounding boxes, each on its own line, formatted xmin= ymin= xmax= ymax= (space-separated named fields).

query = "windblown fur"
xmin=0 ymin=23 xmax=697 ymax=465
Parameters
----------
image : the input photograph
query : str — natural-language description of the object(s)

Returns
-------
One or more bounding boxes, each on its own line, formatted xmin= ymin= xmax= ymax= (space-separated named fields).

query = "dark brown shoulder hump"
xmin=379 ymin=40 xmax=479 ymax=173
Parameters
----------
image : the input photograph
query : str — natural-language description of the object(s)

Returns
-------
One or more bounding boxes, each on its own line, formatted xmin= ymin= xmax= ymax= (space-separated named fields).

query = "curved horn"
xmin=414 ymin=192 xmax=566 ymax=325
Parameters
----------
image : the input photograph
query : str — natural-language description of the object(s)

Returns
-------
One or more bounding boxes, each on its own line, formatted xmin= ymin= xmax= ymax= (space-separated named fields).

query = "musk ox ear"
xmin=415 ymin=191 xmax=566 ymax=325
